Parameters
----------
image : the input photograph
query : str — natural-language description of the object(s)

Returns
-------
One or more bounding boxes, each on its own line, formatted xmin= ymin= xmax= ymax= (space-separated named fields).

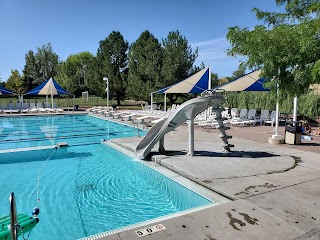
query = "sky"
xmin=0 ymin=0 xmax=282 ymax=82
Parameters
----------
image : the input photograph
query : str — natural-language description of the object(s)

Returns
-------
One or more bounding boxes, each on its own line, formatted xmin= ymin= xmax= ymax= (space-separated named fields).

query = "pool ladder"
xmin=133 ymin=122 xmax=141 ymax=137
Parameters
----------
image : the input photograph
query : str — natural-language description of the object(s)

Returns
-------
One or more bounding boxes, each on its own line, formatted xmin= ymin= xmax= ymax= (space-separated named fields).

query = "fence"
xmin=0 ymin=96 xmax=146 ymax=109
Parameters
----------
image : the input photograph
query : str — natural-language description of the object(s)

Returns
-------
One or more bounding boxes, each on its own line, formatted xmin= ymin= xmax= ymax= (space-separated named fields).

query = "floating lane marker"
xmin=135 ymin=224 xmax=166 ymax=237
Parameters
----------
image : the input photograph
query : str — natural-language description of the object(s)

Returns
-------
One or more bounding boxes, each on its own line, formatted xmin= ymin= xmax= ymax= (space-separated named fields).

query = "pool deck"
xmin=99 ymin=120 xmax=320 ymax=240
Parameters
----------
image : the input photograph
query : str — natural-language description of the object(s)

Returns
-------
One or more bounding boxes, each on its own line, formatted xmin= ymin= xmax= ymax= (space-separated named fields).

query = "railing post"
xmin=9 ymin=192 xmax=18 ymax=240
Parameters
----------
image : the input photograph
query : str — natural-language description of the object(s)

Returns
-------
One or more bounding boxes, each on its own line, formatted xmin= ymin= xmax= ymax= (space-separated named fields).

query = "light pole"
xmin=103 ymin=77 xmax=109 ymax=109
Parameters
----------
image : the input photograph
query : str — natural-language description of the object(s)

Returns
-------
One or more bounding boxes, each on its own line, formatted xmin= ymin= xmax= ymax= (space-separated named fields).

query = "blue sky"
xmin=0 ymin=0 xmax=281 ymax=82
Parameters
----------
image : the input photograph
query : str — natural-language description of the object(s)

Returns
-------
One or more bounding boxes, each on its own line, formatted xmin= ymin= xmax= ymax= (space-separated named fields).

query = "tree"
xmin=161 ymin=30 xmax=198 ymax=104
xmin=22 ymin=50 xmax=38 ymax=90
xmin=227 ymin=0 xmax=320 ymax=97
xmin=56 ymin=52 xmax=94 ymax=95
xmin=127 ymin=30 xmax=163 ymax=102
xmin=22 ymin=43 xmax=59 ymax=89
xmin=230 ymin=65 xmax=246 ymax=80
xmin=211 ymin=72 xmax=219 ymax=88
xmin=5 ymin=70 xmax=26 ymax=94
xmin=97 ymin=31 xmax=129 ymax=105
xmin=35 ymin=43 xmax=59 ymax=84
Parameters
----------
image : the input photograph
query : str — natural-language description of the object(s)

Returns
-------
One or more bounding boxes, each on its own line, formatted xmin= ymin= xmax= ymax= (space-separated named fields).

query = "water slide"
xmin=135 ymin=94 xmax=231 ymax=159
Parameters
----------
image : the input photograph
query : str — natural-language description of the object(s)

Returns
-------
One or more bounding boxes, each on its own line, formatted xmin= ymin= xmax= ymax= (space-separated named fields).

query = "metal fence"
xmin=0 ymin=96 xmax=146 ymax=109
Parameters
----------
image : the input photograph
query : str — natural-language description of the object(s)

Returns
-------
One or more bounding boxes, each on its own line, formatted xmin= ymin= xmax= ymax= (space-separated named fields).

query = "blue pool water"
xmin=0 ymin=115 xmax=140 ymax=150
xmin=0 ymin=115 xmax=212 ymax=239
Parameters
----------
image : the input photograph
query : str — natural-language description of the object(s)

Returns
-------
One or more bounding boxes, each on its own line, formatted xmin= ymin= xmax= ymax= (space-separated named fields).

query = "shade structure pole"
xmin=46 ymin=95 xmax=48 ymax=104
xmin=164 ymin=93 xmax=167 ymax=112
xmin=50 ymin=79 xmax=54 ymax=109
xmin=204 ymin=66 xmax=212 ymax=119
xmin=293 ymin=96 xmax=298 ymax=122
xmin=272 ymin=81 xmax=283 ymax=141
xmin=208 ymin=66 xmax=211 ymax=90
xmin=150 ymin=93 xmax=153 ymax=112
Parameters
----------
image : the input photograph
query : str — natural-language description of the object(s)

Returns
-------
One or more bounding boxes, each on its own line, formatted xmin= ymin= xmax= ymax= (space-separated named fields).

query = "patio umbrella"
xmin=24 ymin=78 xmax=71 ymax=109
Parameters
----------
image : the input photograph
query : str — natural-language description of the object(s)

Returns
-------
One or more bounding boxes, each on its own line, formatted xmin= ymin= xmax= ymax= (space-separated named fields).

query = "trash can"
xmin=285 ymin=121 xmax=302 ymax=145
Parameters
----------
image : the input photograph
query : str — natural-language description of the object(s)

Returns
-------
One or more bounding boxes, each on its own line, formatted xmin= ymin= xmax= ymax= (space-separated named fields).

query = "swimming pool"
xmin=0 ymin=115 xmax=139 ymax=150
xmin=0 ymin=115 xmax=216 ymax=239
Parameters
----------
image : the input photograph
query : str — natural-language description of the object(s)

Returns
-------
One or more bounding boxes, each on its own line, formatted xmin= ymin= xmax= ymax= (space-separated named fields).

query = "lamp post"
xmin=103 ymin=77 xmax=109 ymax=109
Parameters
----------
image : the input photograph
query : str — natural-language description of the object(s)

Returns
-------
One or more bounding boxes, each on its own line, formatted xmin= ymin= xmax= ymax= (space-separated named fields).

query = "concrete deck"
xmin=96 ymin=121 xmax=320 ymax=240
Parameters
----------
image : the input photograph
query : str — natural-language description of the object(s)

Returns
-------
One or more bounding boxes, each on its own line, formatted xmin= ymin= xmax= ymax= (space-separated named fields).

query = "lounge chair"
xmin=0 ymin=103 xmax=8 ymax=113
xmin=265 ymin=111 xmax=277 ymax=126
xmin=230 ymin=108 xmax=239 ymax=118
xmin=122 ymin=113 xmax=137 ymax=121
xmin=52 ymin=102 xmax=64 ymax=113
xmin=133 ymin=115 xmax=154 ymax=125
xmin=112 ymin=112 xmax=126 ymax=119
xmin=255 ymin=110 xmax=270 ymax=125
xmin=29 ymin=103 xmax=38 ymax=113
xmin=21 ymin=103 xmax=29 ymax=113
xmin=3 ymin=103 xmax=14 ymax=114
xmin=104 ymin=111 xmax=116 ymax=117
xmin=230 ymin=109 xmax=256 ymax=127
xmin=37 ymin=103 xmax=47 ymax=113
xmin=145 ymin=117 xmax=167 ymax=128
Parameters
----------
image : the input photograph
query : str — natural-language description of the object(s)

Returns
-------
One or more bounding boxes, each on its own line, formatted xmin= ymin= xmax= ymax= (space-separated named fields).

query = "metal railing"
xmin=9 ymin=192 xmax=18 ymax=240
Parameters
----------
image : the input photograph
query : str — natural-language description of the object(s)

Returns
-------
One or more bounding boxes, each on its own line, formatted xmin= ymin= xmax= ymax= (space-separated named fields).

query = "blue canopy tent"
xmin=0 ymin=85 xmax=15 ymax=95
xmin=23 ymin=77 xmax=73 ymax=110
xmin=152 ymin=67 xmax=211 ymax=111
xmin=213 ymin=69 xmax=284 ymax=139
xmin=212 ymin=69 xmax=269 ymax=92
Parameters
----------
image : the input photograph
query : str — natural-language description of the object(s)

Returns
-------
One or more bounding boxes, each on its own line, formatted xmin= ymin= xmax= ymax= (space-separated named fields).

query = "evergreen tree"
xmin=22 ymin=50 xmax=38 ymax=90
xmin=97 ymin=31 xmax=129 ymax=105
xmin=127 ymin=30 xmax=163 ymax=102
xmin=161 ymin=30 xmax=198 ymax=104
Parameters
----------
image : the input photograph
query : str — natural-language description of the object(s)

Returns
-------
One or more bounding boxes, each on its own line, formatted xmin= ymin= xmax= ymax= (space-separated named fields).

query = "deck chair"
xmin=122 ymin=113 xmax=137 ymax=121
xmin=21 ymin=103 xmax=29 ymax=113
xmin=265 ymin=111 xmax=277 ymax=126
xmin=29 ymin=103 xmax=38 ymax=113
xmin=256 ymin=110 xmax=269 ymax=125
xmin=36 ymin=102 xmax=46 ymax=113
xmin=230 ymin=108 xmax=239 ymax=118
xmin=3 ymin=103 xmax=14 ymax=114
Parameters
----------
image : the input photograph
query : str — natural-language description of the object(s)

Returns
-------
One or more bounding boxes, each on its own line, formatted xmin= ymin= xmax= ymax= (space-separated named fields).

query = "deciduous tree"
xmin=5 ymin=70 xmax=26 ymax=94
xmin=22 ymin=43 xmax=59 ymax=89
xmin=227 ymin=0 xmax=320 ymax=96
xmin=56 ymin=52 xmax=94 ymax=95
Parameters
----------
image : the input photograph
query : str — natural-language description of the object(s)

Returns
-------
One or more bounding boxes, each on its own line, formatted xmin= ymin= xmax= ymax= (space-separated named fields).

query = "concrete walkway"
xmin=94 ymin=118 xmax=320 ymax=240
